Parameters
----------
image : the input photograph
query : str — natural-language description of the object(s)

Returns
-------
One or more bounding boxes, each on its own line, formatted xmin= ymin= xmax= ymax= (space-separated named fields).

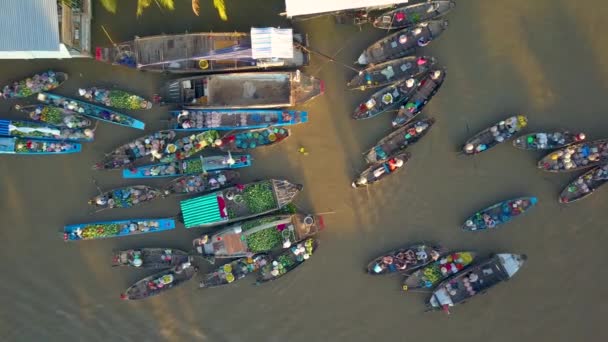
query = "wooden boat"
xmin=122 ymin=154 xmax=251 ymax=179
xmin=218 ymin=127 xmax=290 ymax=152
xmin=462 ymin=115 xmax=528 ymax=155
xmin=63 ymin=218 xmax=176 ymax=241
xmin=357 ymin=19 xmax=449 ymax=65
xmin=286 ymin=0 xmax=401 ymax=21
xmin=513 ymin=132 xmax=586 ymax=150
xmin=463 ymin=197 xmax=537 ymax=232
xmin=367 ymin=244 xmax=443 ymax=275
xmin=0 ymin=119 xmax=94 ymax=142
xmin=193 ymin=214 xmax=324 ymax=258
xmin=373 ymin=0 xmax=456 ymax=30
xmin=95 ymin=32 xmax=309 ymax=73
xmin=257 ymin=238 xmax=319 ymax=283
xmin=0 ymin=137 xmax=81 ymax=155
xmin=559 ymin=164 xmax=608 ymax=203
xmin=347 ymin=56 xmax=436 ymax=90
xmin=37 ymin=93 xmax=145 ymax=130
xmin=402 ymin=252 xmax=476 ymax=291
xmin=199 ymin=254 xmax=271 ymax=288
xmin=364 ymin=118 xmax=435 ymax=164
xmin=162 ymin=170 xmax=240 ymax=196
xmin=88 ymin=185 xmax=163 ymax=211
xmin=78 ymin=87 xmax=152 ymax=110
xmin=120 ymin=260 xmax=197 ymax=300
xmin=161 ymin=71 xmax=324 ymax=109
xmin=391 ymin=68 xmax=446 ymax=127
xmin=537 ymin=139 xmax=608 ymax=172
xmin=14 ymin=104 xmax=92 ymax=128
xmin=1 ymin=71 xmax=68 ymax=99
xmin=352 ymin=152 xmax=410 ymax=188
xmin=158 ymin=131 xmax=221 ymax=163
xmin=181 ymin=179 xmax=303 ymax=229
xmin=93 ymin=130 xmax=177 ymax=170
xmin=170 ymin=109 xmax=308 ymax=131
xmin=112 ymin=248 xmax=190 ymax=269
xmin=352 ymin=74 xmax=424 ymax=120
xmin=429 ymin=254 xmax=527 ymax=313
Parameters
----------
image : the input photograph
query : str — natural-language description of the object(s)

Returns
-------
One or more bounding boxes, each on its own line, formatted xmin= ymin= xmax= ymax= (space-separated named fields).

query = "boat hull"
xmin=365 ymin=118 xmax=435 ymax=164
xmin=537 ymin=139 xmax=608 ymax=172
xmin=0 ymin=137 xmax=81 ymax=154
xmin=78 ymin=87 xmax=153 ymax=110
xmin=559 ymin=164 xmax=608 ymax=203
xmin=373 ymin=1 xmax=456 ymax=30
xmin=199 ymin=254 xmax=270 ymax=288
xmin=463 ymin=197 xmax=537 ymax=231
xmin=513 ymin=132 xmax=585 ymax=150
xmin=1 ymin=71 xmax=68 ymax=99
xmin=162 ymin=170 xmax=240 ymax=196
xmin=170 ymin=109 xmax=308 ymax=131
xmin=403 ymin=252 xmax=476 ymax=291
xmin=367 ymin=244 xmax=443 ymax=275
xmin=94 ymin=130 xmax=177 ymax=170
xmin=89 ymin=185 xmax=163 ymax=210
xmin=391 ymin=68 xmax=446 ymax=127
xmin=112 ymin=248 xmax=190 ymax=269
xmin=257 ymin=238 xmax=319 ymax=283
xmin=348 ymin=56 xmax=436 ymax=90
xmin=121 ymin=261 xmax=197 ymax=300
xmin=462 ymin=115 xmax=528 ymax=155
xmin=64 ymin=218 xmax=176 ymax=241
xmin=122 ymin=154 xmax=251 ymax=179
xmin=352 ymin=152 xmax=410 ymax=188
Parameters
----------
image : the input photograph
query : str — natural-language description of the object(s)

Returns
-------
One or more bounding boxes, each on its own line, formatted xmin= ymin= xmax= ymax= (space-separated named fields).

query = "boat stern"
xmin=497 ymin=253 xmax=527 ymax=278
xmin=357 ymin=53 xmax=368 ymax=66
xmin=293 ymin=72 xmax=324 ymax=105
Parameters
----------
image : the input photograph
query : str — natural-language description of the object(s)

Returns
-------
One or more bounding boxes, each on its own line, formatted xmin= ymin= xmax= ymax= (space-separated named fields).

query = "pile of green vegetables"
xmin=243 ymin=217 xmax=283 ymax=253
xmin=39 ymin=106 xmax=64 ymax=125
xmin=184 ymin=159 xmax=204 ymax=174
xmin=107 ymin=90 xmax=148 ymax=110
xmin=242 ymin=182 xmax=277 ymax=214
xmin=80 ymin=223 xmax=121 ymax=239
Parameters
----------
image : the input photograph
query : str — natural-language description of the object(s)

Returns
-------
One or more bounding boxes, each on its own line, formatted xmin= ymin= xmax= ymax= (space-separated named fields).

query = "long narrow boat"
xmin=181 ymin=179 xmax=303 ymax=229
xmin=88 ymin=185 xmax=163 ymax=211
xmin=352 ymin=74 xmax=424 ymax=120
xmin=391 ymin=68 xmax=446 ymax=127
xmin=0 ymin=119 xmax=94 ymax=142
xmin=14 ymin=104 xmax=92 ymax=128
xmin=513 ymin=132 xmax=586 ymax=150
xmin=120 ymin=261 xmax=197 ymax=300
xmin=257 ymin=238 xmax=319 ymax=283
xmin=199 ymin=254 xmax=270 ymax=288
xmin=462 ymin=115 xmax=528 ymax=155
xmin=285 ymin=0 xmax=401 ymax=21
xmin=78 ymin=87 xmax=153 ymax=110
xmin=1 ymin=71 xmax=68 ymax=99
xmin=352 ymin=152 xmax=410 ymax=188
xmin=162 ymin=171 xmax=240 ymax=196
xmin=93 ymin=130 xmax=177 ymax=170
xmin=158 ymin=131 xmax=221 ymax=163
xmin=37 ymin=93 xmax=145 ymax=130
xmin=170 ymin=109 xmax=308 ymax=131
xmin=193 ymin=214 xmax=324 ymax=258
xmin=218 ymin=127 xmax=290 ymax=152
xmin=122 ymin=154 xmax=251 ymax=179
xmin=0 ymin=137 xmax=81 ymax=155
xmin=463 ymin=197 xmax=537 ymax=232
xmin=367 ymin=244 xmax=443 ymax=275
xmin=537 ymin=139 xmax=608 ymax=172
xmin=348 ymin=56 xmax=436 ymax=90
xmin=402 ymin=251 xmax=476 ymax=291
xmin=357 ymin=19 xmax=449 ymax=65
xmin=429 ymin=254 xmax=527 ymax=314
xmin=161 ymin=71 xmax=324 ymax=109
xmin=112 ymin=248 xmax=190 ymax=269
xmin=373 ymin=1 xmax=456 ymax=30
xmin=364 ymin=118 xmax=435 ymax=164
xmin=63 ymin=218 xmax=176 ymax=241
xmin=559 ymin=164 xmax=608 ymax=203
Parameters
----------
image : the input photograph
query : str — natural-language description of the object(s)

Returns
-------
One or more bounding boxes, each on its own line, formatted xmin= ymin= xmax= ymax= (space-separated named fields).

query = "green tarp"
xmin=180 ymin=194 xmax=222 ymax=228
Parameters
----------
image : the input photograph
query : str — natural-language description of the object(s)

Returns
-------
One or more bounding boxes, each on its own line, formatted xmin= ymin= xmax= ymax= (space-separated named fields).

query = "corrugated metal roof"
xmin=0 ymin=0 xmax=60 ymax=51
xmin=180 ymin=194 xmax=222 ymax=228
xmin=284 ymin=0 xmax=407 ymax=17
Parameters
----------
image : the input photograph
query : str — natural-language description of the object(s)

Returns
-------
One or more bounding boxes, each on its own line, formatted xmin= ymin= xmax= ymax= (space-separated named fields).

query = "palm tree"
xmin=99 ymin=0 xmax=228 ymax=20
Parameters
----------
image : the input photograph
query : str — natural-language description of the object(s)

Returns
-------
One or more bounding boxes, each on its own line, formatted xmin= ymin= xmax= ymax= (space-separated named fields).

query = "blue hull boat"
xmin=64 ymin=218 xmax=176 ymax=241
xmin=122 ymin=154 xmax=252 ymax=179
xmin=169 ymin=109 xmax=308 ymax=131
xmin=0 ymin=119 xmax=93 ymax=142
xmin=37 ymin=92 xmax=145 ymax=130
xmin=0 ymin=136 xmax=81 ymax=154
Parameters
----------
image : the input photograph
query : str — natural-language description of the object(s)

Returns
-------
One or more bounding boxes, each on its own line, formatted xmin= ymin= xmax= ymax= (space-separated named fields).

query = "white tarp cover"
xmin=250 ymin=27 xmax=294 ymax=59
xmin=284 ymin=0 xmax=407 ymax=17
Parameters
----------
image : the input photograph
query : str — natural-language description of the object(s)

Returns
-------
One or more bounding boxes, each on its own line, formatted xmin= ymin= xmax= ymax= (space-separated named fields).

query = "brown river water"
xmin=1 ymin=0 xmax=607 ymax=341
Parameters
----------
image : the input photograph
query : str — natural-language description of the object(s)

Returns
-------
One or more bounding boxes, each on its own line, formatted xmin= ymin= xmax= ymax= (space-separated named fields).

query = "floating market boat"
xmin=559 ymin=164 xmax=608 ymax=203
xmin=257 ymin=238 xmax=319 ymax=283
xmin=218 ymin=127 xmax=290 ymax=152
xmin=352 ymin=74 xmax=424 ymax=120
xmin=37 ymin=93 xmax=145 ymax=130
xmin=14 ymin=104 xmax=92 ymax=128
xmin=391 ymin=68 xmax=446 ymax=127
xmin=112 ymin=248 xmax=190 ymax=269
xmin=122 ymin=154 xmax=251 ymax=179
xmin=373 ymin=1 xmax=456 ymax=30
xmin=1 ymin=71 xmax=68 ymax=99
xmin=284 ymin=0 xmax=401 ymax=21
xmin=364 ymin=118 xmax=435 ymax=164
xmin=357 ymin=19 xmax=449 ymax=65
xmin=161 ymin=70 xmax=324 ymax=109
xmin=537 ymin=139 xmax=608 ymax=172
xmin=352 ymin=152 xmax=410 ymax=188
xmin=78 ymin=87 xmax=153 ymax=110
xmin=462 ymin=115 xmax=528 ymax=155
xmin=88 ymin=185 xmax=163 ymax=211
xmin=93 ymin=130 xmax=177 ymax=170
xmin=0 ymin=137 xmax=81 ymax=155
xmin=162 ymin=170 xmax=240 ymax=196
xmin=181 ymin=179 xmax=302 ymax=229
xmin=193 ymin=214 xmax=324 ymax=258
xmin=348 ymin=56 xmax=436 ymax=90
xmin=64 ymin=218 xmax=176 ymax=241
xmin=121 ymin=261 xmax=197 ymax=300
xmin=429 ymin=254 xmax=527 ymax=314
xmin=463 ymin=197 xmax=537 ymax=232
xmin=170 ymin=109 xmax=308 ymax=131
xmin=367 ymin=244 xmax=443 ymax=275
xmin=513 ymin=132 xmax=586 ymax=150
xmin=158 ymin=131 xmax=221 ymax=163
xmin=199 ymin=254 xmax=271 ymax=288
xmin=0 ymin=119 xmax=94 ymax=142
xmin=402 ymin=251 xmax=476 ymax=291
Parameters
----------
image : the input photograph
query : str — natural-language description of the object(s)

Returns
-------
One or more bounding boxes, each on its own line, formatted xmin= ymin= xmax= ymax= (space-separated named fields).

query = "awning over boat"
xmin=0 ymin=137 xmax=16 ymax=153
xmin=283 ymin=0 xmax=407 ymax=17
xmin=251 ymin=28 xmax=294 ymax=59
xmin=180 ymin=193 xmax=223 ymax=228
